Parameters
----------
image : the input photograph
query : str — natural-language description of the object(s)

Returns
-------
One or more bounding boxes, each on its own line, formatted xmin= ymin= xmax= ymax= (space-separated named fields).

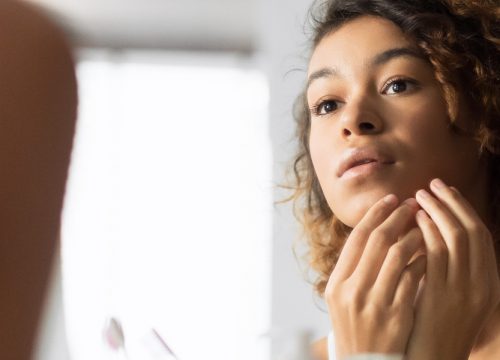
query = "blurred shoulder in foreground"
xmin=0 ymin=1 xmax=77 ymax=359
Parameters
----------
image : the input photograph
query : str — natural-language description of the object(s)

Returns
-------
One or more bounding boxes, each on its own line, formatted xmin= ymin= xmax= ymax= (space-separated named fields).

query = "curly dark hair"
xmin=289 ymin=0 xmax=500 ymax=296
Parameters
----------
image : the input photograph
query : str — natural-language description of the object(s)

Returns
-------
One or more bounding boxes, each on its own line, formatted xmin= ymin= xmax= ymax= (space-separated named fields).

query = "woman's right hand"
xmin=324 ymin=195 xmax=426 ymax=359
xmin=404 ymin=182 xmax=500 ymax=360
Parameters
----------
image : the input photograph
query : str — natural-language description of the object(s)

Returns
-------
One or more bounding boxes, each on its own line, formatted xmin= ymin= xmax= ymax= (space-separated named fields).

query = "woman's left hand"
xmin=406 ymin=178 xmax=500 ymax=360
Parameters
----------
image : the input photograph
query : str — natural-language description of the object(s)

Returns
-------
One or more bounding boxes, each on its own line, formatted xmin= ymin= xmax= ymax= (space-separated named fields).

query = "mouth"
xmin=351 ymin=158 xmax=377 ymax=168
xmin=342 ymin=159 xmax=395 ymax=179
xmin=337 ymin=148 xmax=395 ymax=178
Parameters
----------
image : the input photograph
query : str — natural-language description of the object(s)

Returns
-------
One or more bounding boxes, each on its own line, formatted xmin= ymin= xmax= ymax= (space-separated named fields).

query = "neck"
xmin=465 ymin=155 xmax=492 ymax=233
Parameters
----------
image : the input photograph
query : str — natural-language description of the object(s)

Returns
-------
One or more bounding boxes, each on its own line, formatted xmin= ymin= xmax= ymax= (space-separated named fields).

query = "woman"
xmin=288 ymin=0 xmax=500 ymax=359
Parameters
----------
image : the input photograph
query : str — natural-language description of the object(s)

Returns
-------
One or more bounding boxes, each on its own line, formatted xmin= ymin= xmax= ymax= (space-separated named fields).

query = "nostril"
xmin=359 ymin=122 xmax=375 ymax=131
xmin=343 ymin=121 xmax=378 ymax=136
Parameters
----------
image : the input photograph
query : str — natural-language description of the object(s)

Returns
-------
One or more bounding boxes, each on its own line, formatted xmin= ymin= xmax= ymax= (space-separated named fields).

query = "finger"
xmin=416 ymin=188 xmax=468 ymax=285
xmin=429 ymin=179 xmax=492 ymax=283
xmin=393 ymin=255 xmax=427 ymax=306
xmin=373 ymin=227 xmax=424 ymax=304
xmin=331 ymin=194 xmax=399 ymax=281
xmin=415 ymin=209 xmax=448 ymax=286
xmin=441 ymin=188 xmax=500 ymax=308
xmin=430 ymin=179 xmax=483 ymax=227
xmin=352 ymin=198 xmax=419 ymax=288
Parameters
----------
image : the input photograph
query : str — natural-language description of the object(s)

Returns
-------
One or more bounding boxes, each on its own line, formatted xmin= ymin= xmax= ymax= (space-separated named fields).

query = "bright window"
xmin=61 ymin=51 xmax=271 ymax=360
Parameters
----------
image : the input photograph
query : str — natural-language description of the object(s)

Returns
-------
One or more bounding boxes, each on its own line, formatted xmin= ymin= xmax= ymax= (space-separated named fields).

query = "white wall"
xmin=27 ymin=0 xmax=256 ymax=51
xmin=256 ymin=0 xmax=331 ymax=357
xmin=33 ymin=250 xmax=72 ymax=360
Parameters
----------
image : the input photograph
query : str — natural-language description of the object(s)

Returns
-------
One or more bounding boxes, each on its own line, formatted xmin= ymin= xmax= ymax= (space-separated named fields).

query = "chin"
xmin=334 ymin=197 xmax=377 ymax=228
xmin=336 ymin=188 xmax=424 ymax=228
xmin=333 ymin=190 xmax=396 ymax=228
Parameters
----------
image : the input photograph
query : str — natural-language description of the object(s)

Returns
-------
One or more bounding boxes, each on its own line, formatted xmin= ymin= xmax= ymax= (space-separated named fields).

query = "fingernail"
xmin=416 ymin=189 xmax=430 ymax=200
xmin=431 ymin=178 xmax=445 ymax=190
xmin=383 ymin=194 xmax=398 ymax=205
xmin=403 ymin=198 xmax=418 ymax=208
xmin=416 ymin=209 xmax=427 ymax=220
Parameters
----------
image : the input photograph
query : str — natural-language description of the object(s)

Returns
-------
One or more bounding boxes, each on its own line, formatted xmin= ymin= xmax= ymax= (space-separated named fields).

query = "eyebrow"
xmin=306 ymin=47 xmax=427 ymax=90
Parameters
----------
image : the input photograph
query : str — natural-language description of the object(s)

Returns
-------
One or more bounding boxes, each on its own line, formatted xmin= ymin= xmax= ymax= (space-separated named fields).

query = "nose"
xmin=339 ymin=99 xmax=384 ymax=138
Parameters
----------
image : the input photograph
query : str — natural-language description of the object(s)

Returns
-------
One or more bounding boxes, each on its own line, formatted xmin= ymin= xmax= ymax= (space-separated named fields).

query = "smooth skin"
xmin=0 ymin=1 xmax=77 ymax=359
xmin=324 ymin=195 xmax=426 ymax=358
xmin=306 ymin=15 xmax=500 ymax=360
xmin=408 ymin=180 xmax=500 ymax=360
xmin=312 ymin=180 xmax=500 ymax=359
xmin=307 ymin=16 xmax=488 ymax=227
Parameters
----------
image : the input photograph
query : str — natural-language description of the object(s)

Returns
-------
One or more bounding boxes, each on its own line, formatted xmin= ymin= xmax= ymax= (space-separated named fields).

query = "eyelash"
xmin=310 ymin=100 xmax=338 ymax=117
xmin=309 ymin=77 xmax=418 ymax=116
xmin=383 ymin=76 xmax=418 ymax=95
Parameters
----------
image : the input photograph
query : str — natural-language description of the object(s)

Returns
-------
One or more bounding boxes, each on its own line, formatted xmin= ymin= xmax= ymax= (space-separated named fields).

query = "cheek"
xmin=309 ymin=128 xmax=361 ymax=225
xmin=309 ymin=128 xmax=326 ymax=174
xmin=392 ymin=97 xmax=451 ymax=160
xmin=389 ymin=100 xmax=477 ymax=191
xmin=309 ymin=125 xmax=338 ymax=185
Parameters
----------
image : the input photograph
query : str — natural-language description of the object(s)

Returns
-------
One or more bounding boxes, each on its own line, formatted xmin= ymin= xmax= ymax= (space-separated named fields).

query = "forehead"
xmin=308 ymin=15 xmax=416 ymax=76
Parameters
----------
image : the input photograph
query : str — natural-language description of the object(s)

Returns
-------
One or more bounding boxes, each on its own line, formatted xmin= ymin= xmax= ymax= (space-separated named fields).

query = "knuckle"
xmin=468 ymin=223 xmax=484 ymax=236
xmin=449 ymin=227 xmax=466 ymax=242
xmin=350 ymin=226 xmax=368 ymax=241
xmin=387 ymin=244 xmax=406 ymax=263
xmin=363 ymin=301 xmax=384 ymax=317
xmin=326 ymin=280 xmax=366 ymax=310
xmin=343 ymin=286 xmax=365 ymax=309
xmin=324 ymin=283 xmax=333 ymax=299
xmin=395 ymin=204 xmax=413 ymax=220
xmin=324 ymin=281 xmax=340 ymax=301
xmin=399 ymin=272 xmax=413 ymax=288
xmin=430 ymin=243 xmax=448 ymax=260
xmin=448 ymin=187 xmax=461 ymax=201
xmin=469 ymin=291 xmax=489 ymax=311
xmin=374 ymin=200 xmax=392 ymax=216
xmin=371 ymin=227 xmax=388 ymax=240
xmin=386 ymin=253 xmax=405 ymax=271
xmin=409 ymin=226 xmax=424 ymax=239
xmin=453 ymin=282 xmax=492 ymax=312
xmin=403 ymin=267 xmax=420 ymax=285
xmin=370 ymin=228 xmax=392 ymax=247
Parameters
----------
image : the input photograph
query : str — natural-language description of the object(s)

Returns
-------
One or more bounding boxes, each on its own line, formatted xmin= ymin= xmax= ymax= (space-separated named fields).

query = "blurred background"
xmin=27 ymin=0 xmax=330 ymax=359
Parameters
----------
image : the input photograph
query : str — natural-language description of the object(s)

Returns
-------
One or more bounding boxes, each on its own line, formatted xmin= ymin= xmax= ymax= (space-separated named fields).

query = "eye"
xmin=311 ymin=99 xmax=339 ymax=116
xmin=383 ymin=78 xmax=417 ymax=95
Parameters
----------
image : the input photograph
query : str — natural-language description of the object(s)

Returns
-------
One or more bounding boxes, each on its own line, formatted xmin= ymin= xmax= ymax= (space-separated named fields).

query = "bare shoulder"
xmin=0 ymin=2 xmax=77 ymax=359
xmin=311 ymin=336 xmax=329 ymax=360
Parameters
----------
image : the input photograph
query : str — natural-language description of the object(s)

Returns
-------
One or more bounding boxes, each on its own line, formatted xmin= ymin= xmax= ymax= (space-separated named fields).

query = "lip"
xmin=337 ymin=147 xmax=395 ymax=178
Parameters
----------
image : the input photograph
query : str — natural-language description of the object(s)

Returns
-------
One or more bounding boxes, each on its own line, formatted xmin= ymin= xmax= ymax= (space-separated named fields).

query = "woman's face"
xmin=307 ymin=15 xmax=484 ymax=228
